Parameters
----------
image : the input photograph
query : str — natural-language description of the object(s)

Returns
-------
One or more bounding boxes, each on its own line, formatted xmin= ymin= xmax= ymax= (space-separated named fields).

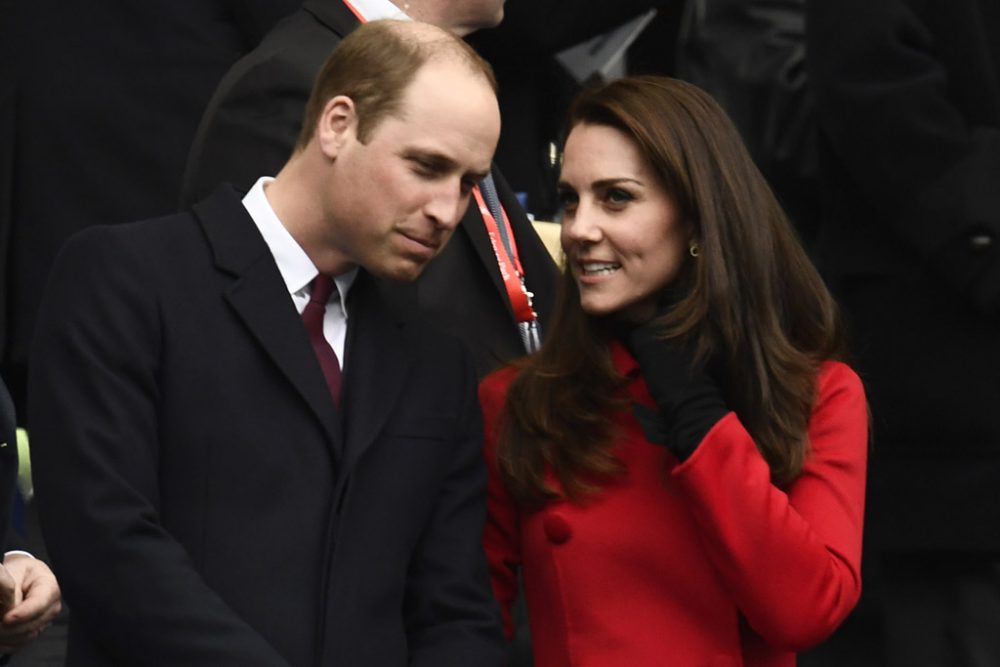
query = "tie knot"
xmin=308 ymin=274 xmax=336 ymax=307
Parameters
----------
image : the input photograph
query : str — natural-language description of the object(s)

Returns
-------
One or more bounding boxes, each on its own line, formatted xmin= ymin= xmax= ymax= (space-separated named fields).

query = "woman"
xmin=480 ymin=76 xmax=868 ymax=666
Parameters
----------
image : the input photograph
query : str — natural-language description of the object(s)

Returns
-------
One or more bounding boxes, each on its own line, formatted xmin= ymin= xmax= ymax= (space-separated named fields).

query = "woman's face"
xmin=559 ymin=122 xmax=690 ymax=322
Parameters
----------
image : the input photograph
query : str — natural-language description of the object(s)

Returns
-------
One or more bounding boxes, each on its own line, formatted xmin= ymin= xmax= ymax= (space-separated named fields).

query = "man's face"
xmin=323 ymin=58 xmax=500 ymax=282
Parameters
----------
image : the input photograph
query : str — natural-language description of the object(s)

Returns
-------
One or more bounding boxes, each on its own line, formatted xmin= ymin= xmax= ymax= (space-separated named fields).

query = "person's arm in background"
xmin=0 ymin=379 xmax=61 ymax=656
xmin=806 ymin=0 xmax=1000 ymax=317
xmin=677 ymin=0 xmax=821 ymax=245
xmin=0 ymin=554 xmax=61 ymax=654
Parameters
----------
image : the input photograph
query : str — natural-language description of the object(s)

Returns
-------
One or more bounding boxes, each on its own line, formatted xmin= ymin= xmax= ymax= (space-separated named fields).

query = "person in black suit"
xmin=2 ymin=0 xmax=304 ymax=416
xmin=0 ymin=377 xmax=61 ymax=657
xmin=30 ymin=21 xmax=507 ymax=666
xmin=807 ymin=0 xmax=1000 ymax=664
xmin=182 ymin=0 xmax=558 ymax=377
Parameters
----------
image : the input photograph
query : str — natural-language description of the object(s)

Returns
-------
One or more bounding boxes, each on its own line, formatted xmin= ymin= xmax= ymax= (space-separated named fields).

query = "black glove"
xmin=625 ymin=321 xmax=729 ymax=461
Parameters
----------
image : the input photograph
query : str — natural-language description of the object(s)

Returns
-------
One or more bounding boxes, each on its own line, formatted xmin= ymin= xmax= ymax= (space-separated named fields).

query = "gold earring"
xmin=689 ymin=241 xmax=700 ymax=258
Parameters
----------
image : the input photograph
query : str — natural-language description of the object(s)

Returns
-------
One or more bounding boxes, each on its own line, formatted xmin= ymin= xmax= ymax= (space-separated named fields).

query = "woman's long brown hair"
xmin=497 ymin=76 xmax=845 ymax=505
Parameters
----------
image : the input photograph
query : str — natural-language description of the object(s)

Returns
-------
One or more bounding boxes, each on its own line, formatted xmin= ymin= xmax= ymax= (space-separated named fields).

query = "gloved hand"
xmin=625 ymin=320 xmax=729 ymax=460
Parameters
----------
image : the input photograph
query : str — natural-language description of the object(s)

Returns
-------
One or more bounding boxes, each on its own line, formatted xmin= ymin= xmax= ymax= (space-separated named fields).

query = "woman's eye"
xmin=557 ymin=189 xmax=577 ymax=207
xmin=605 ymin=188 xmax=634 ymax=205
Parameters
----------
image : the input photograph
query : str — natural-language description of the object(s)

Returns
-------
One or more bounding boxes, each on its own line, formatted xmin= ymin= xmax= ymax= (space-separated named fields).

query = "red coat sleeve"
xmin=671 ymin=361 xmax=868 ymax=650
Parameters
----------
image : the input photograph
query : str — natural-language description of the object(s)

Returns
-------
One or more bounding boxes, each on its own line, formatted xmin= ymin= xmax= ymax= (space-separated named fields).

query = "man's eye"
xmin=411 ymin=159 xmax=438 ymax=177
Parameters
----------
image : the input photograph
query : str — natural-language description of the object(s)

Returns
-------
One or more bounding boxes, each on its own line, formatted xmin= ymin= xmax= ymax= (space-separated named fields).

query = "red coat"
xmin=480 ymin=343 xmax=868 ymax=666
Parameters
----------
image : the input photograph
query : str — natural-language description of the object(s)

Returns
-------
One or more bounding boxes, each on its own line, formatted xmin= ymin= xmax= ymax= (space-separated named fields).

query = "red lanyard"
xmin=341 ymin=0 xmax=366 ymax=21
xmin=473 ymin=186 xmax=537 ymax=324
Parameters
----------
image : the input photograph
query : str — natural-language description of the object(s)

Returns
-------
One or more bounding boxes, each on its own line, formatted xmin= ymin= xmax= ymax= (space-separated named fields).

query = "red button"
xmin=543 ymin=514 xmax=572 ymax=544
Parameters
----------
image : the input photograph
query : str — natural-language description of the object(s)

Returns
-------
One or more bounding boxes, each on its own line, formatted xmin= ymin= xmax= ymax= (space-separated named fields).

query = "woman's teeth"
xmin=581 ymin=262 xmax=620 ymax=276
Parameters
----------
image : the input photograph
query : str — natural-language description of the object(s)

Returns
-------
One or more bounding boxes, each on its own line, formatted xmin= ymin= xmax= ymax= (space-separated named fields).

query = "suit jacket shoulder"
xmin=180 ymin=2 xmax=360 ymax=206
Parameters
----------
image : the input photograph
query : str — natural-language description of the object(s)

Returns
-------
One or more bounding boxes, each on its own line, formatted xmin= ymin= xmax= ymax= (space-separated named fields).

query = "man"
xmin=181 ymin=0 xmax=558 ymax=377
xmin=808 ymin=0 xmax=1000 ymax=664
xmin=0 ymin=376 xmax=61 ymax=658
xmin=30 ymin=21 xmax=507 ymax=666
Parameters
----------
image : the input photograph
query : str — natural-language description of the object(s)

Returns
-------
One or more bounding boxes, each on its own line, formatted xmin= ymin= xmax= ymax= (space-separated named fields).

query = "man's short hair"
xmin=296 ymin=19 xmax=497 ymax=150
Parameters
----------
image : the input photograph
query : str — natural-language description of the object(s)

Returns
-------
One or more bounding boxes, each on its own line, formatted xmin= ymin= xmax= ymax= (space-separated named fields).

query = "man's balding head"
xmin=297 ymin=19 xmax=496 ymax=151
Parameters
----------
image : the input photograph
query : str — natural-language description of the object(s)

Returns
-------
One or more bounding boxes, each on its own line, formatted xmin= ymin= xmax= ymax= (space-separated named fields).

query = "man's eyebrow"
xmin=402 ymin=149 xmax=453 ymax=167
xmin=402 ymin=149 xmax=490 ymax=183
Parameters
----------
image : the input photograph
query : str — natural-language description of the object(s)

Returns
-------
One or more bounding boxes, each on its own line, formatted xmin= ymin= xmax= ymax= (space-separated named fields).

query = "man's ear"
xmin=317 ymin=95 xmax=357 ymax=159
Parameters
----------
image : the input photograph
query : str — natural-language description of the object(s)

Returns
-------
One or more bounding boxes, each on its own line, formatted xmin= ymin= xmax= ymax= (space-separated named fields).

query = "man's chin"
xmin=370 ymin=258 xmax=430 ymax=283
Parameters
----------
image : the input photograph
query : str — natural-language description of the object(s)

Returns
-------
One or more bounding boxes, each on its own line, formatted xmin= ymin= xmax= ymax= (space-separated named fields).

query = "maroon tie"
xmin=301 ymin=275 xmax=342 ymax=407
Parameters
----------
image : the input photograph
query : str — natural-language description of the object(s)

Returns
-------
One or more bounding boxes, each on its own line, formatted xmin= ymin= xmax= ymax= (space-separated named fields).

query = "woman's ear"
xmin=684 ymin=221 xmax=701 ymax=258
xmin=316 ymin=95 xmax=356 ymax=159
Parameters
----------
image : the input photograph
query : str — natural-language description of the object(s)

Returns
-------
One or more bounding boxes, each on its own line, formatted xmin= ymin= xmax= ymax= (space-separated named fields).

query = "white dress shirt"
xmin=242 ymin=177 xmax=357 ymax=363
xmin=345 ymin=0 xmax=411 ymax=22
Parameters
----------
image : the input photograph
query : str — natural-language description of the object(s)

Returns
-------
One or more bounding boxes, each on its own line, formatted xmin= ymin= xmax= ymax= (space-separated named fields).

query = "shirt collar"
xmin=344 ymin=0 xmax=411 ymax=22
xmin=242 ymin=176 xmax=358 ymax=306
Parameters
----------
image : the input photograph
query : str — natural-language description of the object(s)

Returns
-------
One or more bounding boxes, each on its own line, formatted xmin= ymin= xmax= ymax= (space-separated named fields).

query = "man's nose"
xmin=424 ymin=181 xmax=469 ymax=230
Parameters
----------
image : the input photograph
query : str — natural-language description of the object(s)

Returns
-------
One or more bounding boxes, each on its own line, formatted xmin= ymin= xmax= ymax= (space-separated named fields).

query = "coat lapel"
xmin=193 ymin=187 xmax=344 ymax=459
xmin=339 ymin=272 xmax=411 ymax=473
